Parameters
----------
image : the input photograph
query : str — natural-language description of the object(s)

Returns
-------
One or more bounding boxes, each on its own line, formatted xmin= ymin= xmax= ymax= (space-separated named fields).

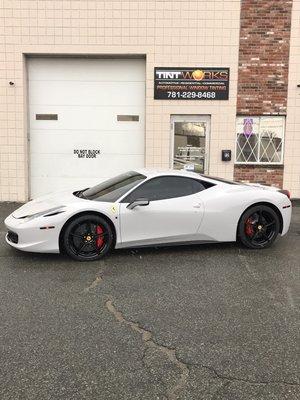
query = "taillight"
xmin=279 ymin=189 xmax=291 ymax=199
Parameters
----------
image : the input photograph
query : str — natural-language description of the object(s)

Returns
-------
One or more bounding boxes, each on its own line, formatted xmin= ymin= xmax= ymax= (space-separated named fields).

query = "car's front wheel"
xmin=238 ymin=205 xmax=280 ymax=249
xmin=62 ymin=214 xmax=114 ymax=261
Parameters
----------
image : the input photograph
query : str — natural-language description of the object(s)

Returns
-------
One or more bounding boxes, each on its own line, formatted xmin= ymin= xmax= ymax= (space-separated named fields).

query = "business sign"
xmin=154 ymin=67 xmax=230 ymax=100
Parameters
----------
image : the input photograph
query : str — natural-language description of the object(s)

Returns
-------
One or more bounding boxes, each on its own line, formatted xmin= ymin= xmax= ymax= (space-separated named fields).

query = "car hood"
xmin=12 ymin=190 xmax=82 ymax=218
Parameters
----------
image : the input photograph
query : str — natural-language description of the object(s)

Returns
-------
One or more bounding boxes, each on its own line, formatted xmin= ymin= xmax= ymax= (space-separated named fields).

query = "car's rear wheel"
xmin=62 ymin=214 xmax=114 ymax=261
xmin=238 ymin=205 xmax=280 ymax=249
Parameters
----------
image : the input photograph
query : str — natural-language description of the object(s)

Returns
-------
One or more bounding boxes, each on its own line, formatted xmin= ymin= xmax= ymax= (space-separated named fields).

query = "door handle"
xmin=193 ymin=204 xmax=201 ymax=209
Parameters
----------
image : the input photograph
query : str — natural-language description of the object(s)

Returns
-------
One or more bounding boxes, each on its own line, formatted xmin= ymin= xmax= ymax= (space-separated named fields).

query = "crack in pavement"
xmin=187 ymin=362 xmax=300 ymax=387
xmin=83 ymin=260 xmax=110 ymax=293
xmin=85 ymin=260 xmax=299 ymax=397
xmin=83 ymin=275 xmax=103 ymax=292
xmin=105 ymin=297 xmax=299 ymax=392
xmin=105 ymin=298 xmax=189 ymax=400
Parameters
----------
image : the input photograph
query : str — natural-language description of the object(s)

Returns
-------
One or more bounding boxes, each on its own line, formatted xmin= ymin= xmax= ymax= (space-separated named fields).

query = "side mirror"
xmin=127 ymin=198 xmax=150 ymax=210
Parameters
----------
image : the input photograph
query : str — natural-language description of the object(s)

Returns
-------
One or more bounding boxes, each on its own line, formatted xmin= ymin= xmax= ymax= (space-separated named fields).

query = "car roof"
xmin=135 ymin=168 xmax=230 ymax=185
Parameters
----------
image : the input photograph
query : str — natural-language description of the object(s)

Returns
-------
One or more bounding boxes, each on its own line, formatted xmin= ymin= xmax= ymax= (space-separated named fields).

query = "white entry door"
xmin=171 ymin=115 xmax=210 ymax=174
xmin=28 ymin=57 xmax=145 ymax=198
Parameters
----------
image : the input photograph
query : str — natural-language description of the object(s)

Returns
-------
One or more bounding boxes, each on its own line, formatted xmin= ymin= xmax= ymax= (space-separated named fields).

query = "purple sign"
xmin=243 ymin=118 xmax=254 ymax=138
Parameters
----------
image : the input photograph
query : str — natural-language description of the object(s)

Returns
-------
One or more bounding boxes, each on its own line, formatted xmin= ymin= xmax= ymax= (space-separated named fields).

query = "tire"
xmin=238 ymin=205 xmax=280 ymax=249
xmin=62 ymin=214 xmax=114 ymax=261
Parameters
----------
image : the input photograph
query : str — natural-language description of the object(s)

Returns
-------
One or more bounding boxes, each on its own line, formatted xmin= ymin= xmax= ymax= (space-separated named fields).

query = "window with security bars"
xmin=235 ymin=116 xmax=285 ymax=164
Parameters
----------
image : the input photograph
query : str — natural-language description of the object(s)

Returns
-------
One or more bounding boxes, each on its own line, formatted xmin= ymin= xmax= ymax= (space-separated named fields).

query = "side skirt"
xmin=116 ymin=239 xmax=234 ymax=250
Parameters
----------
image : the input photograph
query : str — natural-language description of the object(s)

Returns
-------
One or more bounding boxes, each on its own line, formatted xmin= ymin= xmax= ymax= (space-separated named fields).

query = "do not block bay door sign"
xmin=73 ymin=149 xmax=101 ymax=158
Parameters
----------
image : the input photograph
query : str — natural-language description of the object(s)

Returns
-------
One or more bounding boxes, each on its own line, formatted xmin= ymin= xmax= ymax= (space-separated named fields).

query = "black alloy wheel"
xmin=238 ymin=205 xmax=280 ymax=249
xmin=62 ymin=214 xmax=114 ymax=261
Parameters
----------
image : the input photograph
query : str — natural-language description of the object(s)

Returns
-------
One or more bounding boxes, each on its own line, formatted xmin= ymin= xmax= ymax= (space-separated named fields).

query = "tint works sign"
xmin=154 ymin=67 xmax=230 ymax=100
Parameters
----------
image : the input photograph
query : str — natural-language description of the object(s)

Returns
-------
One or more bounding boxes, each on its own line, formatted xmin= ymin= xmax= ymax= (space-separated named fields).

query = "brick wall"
xmin=235 ymin=0 xmax=293 ymax=188
xmin=234 ymin=165 xmax=284 ymax=188
xmin=237 ymin=0 xmax=293 ymax=115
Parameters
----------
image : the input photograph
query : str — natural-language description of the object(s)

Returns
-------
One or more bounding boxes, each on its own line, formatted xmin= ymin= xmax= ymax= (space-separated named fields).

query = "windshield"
xmin=82 ymin=171 xmax=146 ymax=202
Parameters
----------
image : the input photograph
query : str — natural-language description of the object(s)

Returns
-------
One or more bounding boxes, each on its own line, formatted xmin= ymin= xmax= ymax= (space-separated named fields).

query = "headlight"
xmin=26 ymin=206 xmax=66 ymax=221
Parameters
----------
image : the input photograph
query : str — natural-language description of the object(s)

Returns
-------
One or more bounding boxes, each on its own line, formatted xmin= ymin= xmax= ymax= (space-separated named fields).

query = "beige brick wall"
xmin=284 ymin=0 xmax=300 ymax=198
xmin=0 ymin=0 xmax=241 ymax=201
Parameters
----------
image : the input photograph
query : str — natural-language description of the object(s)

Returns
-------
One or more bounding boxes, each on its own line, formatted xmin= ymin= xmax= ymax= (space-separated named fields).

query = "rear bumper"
xmin=281 ymin=205 xmax=292 ymax=236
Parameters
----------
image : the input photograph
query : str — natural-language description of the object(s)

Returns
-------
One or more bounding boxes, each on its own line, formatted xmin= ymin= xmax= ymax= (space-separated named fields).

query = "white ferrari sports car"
xmin=5 ymin=169 xmax=292 ymax=261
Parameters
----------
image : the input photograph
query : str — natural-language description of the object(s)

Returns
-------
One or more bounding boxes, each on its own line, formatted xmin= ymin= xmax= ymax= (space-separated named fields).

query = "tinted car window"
xmin=82 ymin=171 xmax=146 ymax=202
xmin=122 ymin=176 xmax=208 ymax=203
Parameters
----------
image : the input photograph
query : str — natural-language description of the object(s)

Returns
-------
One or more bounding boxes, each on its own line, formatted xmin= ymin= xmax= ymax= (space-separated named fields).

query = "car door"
xmin=119 ymin=176 xmax=205 ymax=246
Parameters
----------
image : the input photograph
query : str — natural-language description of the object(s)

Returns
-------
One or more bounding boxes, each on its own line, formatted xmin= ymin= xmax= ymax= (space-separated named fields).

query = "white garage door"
xmin=28 ymin=57 xmax=145 ymax=198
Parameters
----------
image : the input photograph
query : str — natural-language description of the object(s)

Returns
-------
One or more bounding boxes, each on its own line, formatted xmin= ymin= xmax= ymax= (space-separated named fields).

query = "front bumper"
xmin=4 ymin=213 xmax=61 ymax=253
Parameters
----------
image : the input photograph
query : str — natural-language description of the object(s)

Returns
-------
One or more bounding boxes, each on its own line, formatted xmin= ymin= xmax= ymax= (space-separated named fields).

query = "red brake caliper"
xmin=96 ymin=225 xmax=104 ymax=249
xmin=245 ymin=218 xmax=254 ymax=237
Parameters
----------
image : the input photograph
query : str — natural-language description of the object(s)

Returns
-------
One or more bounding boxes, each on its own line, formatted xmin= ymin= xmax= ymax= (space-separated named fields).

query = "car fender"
xmin=57 ymin=202 xmax=120 ymax=247
xmin=199 ymin=188 xmax=289 ymax=242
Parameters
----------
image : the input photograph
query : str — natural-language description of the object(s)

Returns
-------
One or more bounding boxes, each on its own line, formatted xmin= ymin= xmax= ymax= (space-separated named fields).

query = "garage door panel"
xmin=30 ymin=177 xmax=92 ymax=196
xmin=31 ymin=176 xmax=133 ymax=196
xmin=30 ymin=131 xmax=144 ymax=155
xmin=30 ymin=154 xmax=145 ymax=178
xmin=28 ymin=58 xmax=145 ymax=82
xmin=29 ymin=81 xmax=145 ymax=106
xmin=30 ymin=106 xmax=144 ymax=131
xmin=29 ymin=57 xmax=145 ymax=198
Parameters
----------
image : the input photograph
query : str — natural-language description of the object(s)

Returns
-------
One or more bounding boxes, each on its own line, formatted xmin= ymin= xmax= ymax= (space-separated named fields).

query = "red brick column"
xmin=235 ymin=0 xmax=293 ymax=187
